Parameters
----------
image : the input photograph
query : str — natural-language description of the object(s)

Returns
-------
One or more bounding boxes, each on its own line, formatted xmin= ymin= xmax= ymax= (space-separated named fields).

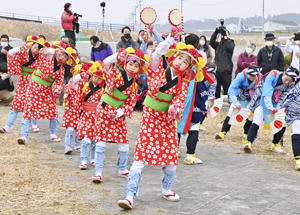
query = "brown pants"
xmin=0 ymin=90 xmax=14 ymax=106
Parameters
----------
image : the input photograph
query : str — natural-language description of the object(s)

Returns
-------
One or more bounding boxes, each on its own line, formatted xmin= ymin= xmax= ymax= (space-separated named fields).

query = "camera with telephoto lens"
xmin=217 ymin=19 xmax=227 ymax=36
xmin=74 ymin=13 xmax=83 ymax=18
xmin=100 ymin=2 xmax=106 ymax=7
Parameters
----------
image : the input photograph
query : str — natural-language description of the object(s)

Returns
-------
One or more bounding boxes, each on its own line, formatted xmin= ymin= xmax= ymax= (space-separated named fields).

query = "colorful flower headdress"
xmin=26 ymin=35 xmax=51 ymax=48
xmin=117 ymin=47 xmax=150 ymax=75
xmin=52 ymin=41 xmax=80 ymax=66
xmin=88 ymin=61 xmax=105 ymax=79
xmin=165 ymin=42 xmax=214 ymax=83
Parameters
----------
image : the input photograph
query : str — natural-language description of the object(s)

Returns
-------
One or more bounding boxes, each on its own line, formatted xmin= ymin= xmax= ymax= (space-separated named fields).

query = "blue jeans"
xmin=80 ymin=138 xmax=96 ymax=163
xmin=6 ymin=110 xmax=38 ymax=129
xmin=65 ymin=127 xmax=81 ymax=149
xmin=21 ymin=118 xmax=59 ymax=138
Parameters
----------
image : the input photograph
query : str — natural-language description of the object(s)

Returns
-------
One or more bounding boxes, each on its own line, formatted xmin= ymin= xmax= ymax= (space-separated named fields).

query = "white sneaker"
xmin=32 ymin=127 xmax=40 ymax=133
xmin=50 ymin=135 xmax=61 ymax=142
xmin=162 ymin=190 xmax=180 ymax=202
xmin=92 ymin=174 xmax=102 ymax=183
xmin=0 ymin=126 xmax=9 ymax=133
xmin=269 ymin=143 xmax=284 ymax=153
xmin=17 ymin=137 xmax=27 ymax=145
xmin=118 ymin=198 xmax=133 ymax=210
xmin=118 ymin=169 xmax=129 ymax=177
xmin=64 ymin=147 xmax=73 ymax=155
xmin=79 ymin=161 xmax=88 ymax=170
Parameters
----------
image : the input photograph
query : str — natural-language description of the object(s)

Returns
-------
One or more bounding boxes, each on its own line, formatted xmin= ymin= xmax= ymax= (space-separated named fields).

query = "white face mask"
xmin=266 ymin=41 xmax=273 ymax=47
xmin=199 ymin=40 xmax=205 ymax=46
xmin=296 ymin=41 xmax=300 ymax=45
xmin=246 ymin=47 xmax=253 ymax=54
xmin=1 ymin=42 xmax=8 ymax=47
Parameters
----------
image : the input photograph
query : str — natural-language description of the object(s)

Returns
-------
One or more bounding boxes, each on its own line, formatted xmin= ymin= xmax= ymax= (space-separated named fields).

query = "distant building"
xmin=226 ymin=23 xmax=238 ymax=34
xmin=248 ymin=26 xmax=263 ymax=32
xmin=264 ymin=20 xmax=299 ymax=32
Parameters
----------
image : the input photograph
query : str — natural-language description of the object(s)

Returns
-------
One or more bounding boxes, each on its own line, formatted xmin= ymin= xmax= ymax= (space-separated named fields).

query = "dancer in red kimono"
xmin=62 ymin=64 xmax=90 ymax=154
xmin=76 ymin=61 xmax=105 ymax=169
xmin=118 ymin=33 xmax=209 ymax=209
xmin=0 ymin=36 xmax=50 ymax=134
xmin=17 ymin=41 xmax=79 ymax=144
xmin=91 ymin=48 xmax=148 ymax=183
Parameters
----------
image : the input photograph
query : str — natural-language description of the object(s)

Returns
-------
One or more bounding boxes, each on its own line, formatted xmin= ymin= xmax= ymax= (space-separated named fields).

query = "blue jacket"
xmin=260 ymin=71 xmax=282 ymax=108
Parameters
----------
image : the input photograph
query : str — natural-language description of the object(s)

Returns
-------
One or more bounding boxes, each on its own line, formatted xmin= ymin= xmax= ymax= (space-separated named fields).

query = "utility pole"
xmin=181 ymin=0 xmax=183 ymax=14
xmin=262 ymin=0 xmax=265 ymax=38
xmin=138 ymin=0 xmax=142 ymax=30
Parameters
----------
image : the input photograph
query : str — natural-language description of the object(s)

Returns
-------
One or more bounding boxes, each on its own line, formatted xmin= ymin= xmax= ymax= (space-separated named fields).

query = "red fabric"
xmin=235 ymin=52 xmax=257 ymax=77
xmin=23 ymin=53 xmax=65 ymax=119
xmin=61 ymin=11 xmax=76 ymax=31
xmin=62 ymin=78 xmax=82 ymax=128
xmin=94 ymin=66 xmax=138 ymax=144
xmin=7 ymin=48 xmax=40 ymax=111
xmin=134 ymin=60 xmax=189 ymax=166
xmin=76 ymin=82 xmax=104 ymax=140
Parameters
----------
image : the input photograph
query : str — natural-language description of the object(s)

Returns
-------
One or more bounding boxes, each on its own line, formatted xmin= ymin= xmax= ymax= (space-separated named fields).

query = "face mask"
xmin=124 ymin=33 xmax=131 ymax=40
xmin=139 ymin=36 xmax=143 ymax=41
xmin=246 ymin=47 xmax=253 ymax=54
xmin=296 ymin=41 xmax=300 ymax=45
xmin=199 ymin=40 xmax=205 ymax=46
xmin=266 ymin=41 xmax=273 ymax=46
xmin=1 ymin=42 xmax=8 ymax=47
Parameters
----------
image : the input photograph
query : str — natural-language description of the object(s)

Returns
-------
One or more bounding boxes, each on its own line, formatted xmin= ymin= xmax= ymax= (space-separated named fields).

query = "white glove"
xmin=115 ymin=108 xmax=124 ymax=118
xmin=8 ymin=47 xmax=20 ymax=56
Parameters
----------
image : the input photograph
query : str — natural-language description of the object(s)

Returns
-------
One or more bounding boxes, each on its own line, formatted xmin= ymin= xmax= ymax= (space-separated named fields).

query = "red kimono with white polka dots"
xmin=76 ymin=81 xmax=104 ymax=140
xmin=7 ymin=48 xmax=39 ymax=111
xmin=94 ymin=66 xmax=138 ymax=144
xmin=62 ymin=78 xmax=83 ymax=128
xmin=23 ymin=50 xmax=65 ymax=119
xmin=134 ymin=61 xmax=189 ymax=166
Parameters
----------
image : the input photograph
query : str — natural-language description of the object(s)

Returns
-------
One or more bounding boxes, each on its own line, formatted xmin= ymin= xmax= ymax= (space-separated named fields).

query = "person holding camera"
xmin=116 ymin=26 xmax=139 ymax=51
xmin=285 ymin=32 xmax=300 ymax=71
xmin=257 ymin=33 xmax=284 ymax=75
xmin=0 ymin=62 xmax=14 ymax=106
xmin=209 ymin=21 xmax=235 ymax=99
xmin=61 ymin=3 xmax=78 ymax=46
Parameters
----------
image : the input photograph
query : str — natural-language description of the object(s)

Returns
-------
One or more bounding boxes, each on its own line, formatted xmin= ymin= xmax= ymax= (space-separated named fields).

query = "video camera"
xmin=74 ymin=13 xmax=83 ymax=18
xmin=100 ymin=2 xmax=106 ymax=7
xmin=217 ymin=19 xmax=227 ymax=36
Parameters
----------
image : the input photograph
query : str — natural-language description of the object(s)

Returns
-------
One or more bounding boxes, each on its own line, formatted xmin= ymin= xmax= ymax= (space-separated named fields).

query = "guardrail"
xmin=0 ymin=11 xmax=134 ymax=31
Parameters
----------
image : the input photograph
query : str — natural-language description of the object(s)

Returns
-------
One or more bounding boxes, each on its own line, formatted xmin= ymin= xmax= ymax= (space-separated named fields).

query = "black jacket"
xmin=0 ymin=45 xmax=13 ymax=63
xmin=257 ymin=45 xmax=284 ymax=75
xmin=209 ymin=31 xmax=235 ymax=73
xmin=0 ymin=75 xmax=14 ymax=91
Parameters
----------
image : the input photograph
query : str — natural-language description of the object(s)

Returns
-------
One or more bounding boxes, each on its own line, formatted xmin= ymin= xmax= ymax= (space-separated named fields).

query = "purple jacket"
xmin=91 ymin=42 xmax=113 ymax=62
xmin=235 ymin=52 xmax=257 ymax=77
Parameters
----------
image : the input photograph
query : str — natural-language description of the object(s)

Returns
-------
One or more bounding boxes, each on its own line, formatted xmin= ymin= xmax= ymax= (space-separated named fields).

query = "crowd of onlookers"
xmin=1 ymin=0 xmax=299 ymax=108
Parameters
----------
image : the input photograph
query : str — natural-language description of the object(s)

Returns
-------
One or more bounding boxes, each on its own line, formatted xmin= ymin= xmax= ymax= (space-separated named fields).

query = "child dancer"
xmin=62 ymin=64 xmax=89 ymax=154
xmin=215 ymin=66 xmax=260 ymax=140
xmin=243 ymin=67 xmax=298 ymax=153
xmin=281 ymin=69 xmax=300 ymax=170
xmin=17 ymin=41 xmax=79 ymax=144
xmin=0 ymin=36 xmax=50 ymax=133
xmin=76 ymin=61 xmax=105 ymax=169
xmin=92 ymin=48 xmax=148 ymax=182
xmin=177 ymin=62 xmax=217 ymax=165
xmin=118 ymin=33 xmax=208 ymax=209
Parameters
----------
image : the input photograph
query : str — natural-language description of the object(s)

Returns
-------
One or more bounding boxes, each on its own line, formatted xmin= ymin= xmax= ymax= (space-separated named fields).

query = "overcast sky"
xmin=1 ymin=0 xmax=299 ymax=25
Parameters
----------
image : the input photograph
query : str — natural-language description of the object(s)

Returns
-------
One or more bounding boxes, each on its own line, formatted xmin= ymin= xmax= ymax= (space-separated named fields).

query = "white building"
xmin=264 ymin=20 xmax=299 ymax=32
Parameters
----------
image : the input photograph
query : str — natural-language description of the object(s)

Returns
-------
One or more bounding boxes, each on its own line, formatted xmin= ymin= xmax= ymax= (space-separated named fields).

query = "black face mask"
xmin=124 ymin=33 xmax=131 ymax=40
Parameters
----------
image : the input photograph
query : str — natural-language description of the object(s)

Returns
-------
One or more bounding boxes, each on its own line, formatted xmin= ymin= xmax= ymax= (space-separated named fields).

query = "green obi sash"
xmin=144 ymin=91 xmax=174 ymax=112
xmin=101 ymin=87 xmax=129 ymax=108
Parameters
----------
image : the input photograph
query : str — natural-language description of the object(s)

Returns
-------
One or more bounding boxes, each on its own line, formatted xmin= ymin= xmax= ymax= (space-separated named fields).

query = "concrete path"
xmin=1 ymin=106 xmax=300 ymax=215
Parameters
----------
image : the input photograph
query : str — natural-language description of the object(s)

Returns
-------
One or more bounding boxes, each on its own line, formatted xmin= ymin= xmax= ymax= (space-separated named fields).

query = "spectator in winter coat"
xmin=116 ymin=26 xmax=139 ymax=51
xmin=285 ymin=32 xmax=300 ymax=71
xmin=198 ymin=35 xmax=213 ymax=63
xmin=257 ymin=33 xmax=284 ymax=75
xmin=0 ymin=34 xmax=13 ymax=64
xmin=235 ymin=42 xmax=257 ymax=77
xmin=61 ymin=3 xmax=77 ymax=45
xmin=210 ymin=27 xmax=235 ymax=98
xmin=90 ymin=35 xmax=113 ymax=61
xmin=0 ymin=62 xmax=14 ymax=106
